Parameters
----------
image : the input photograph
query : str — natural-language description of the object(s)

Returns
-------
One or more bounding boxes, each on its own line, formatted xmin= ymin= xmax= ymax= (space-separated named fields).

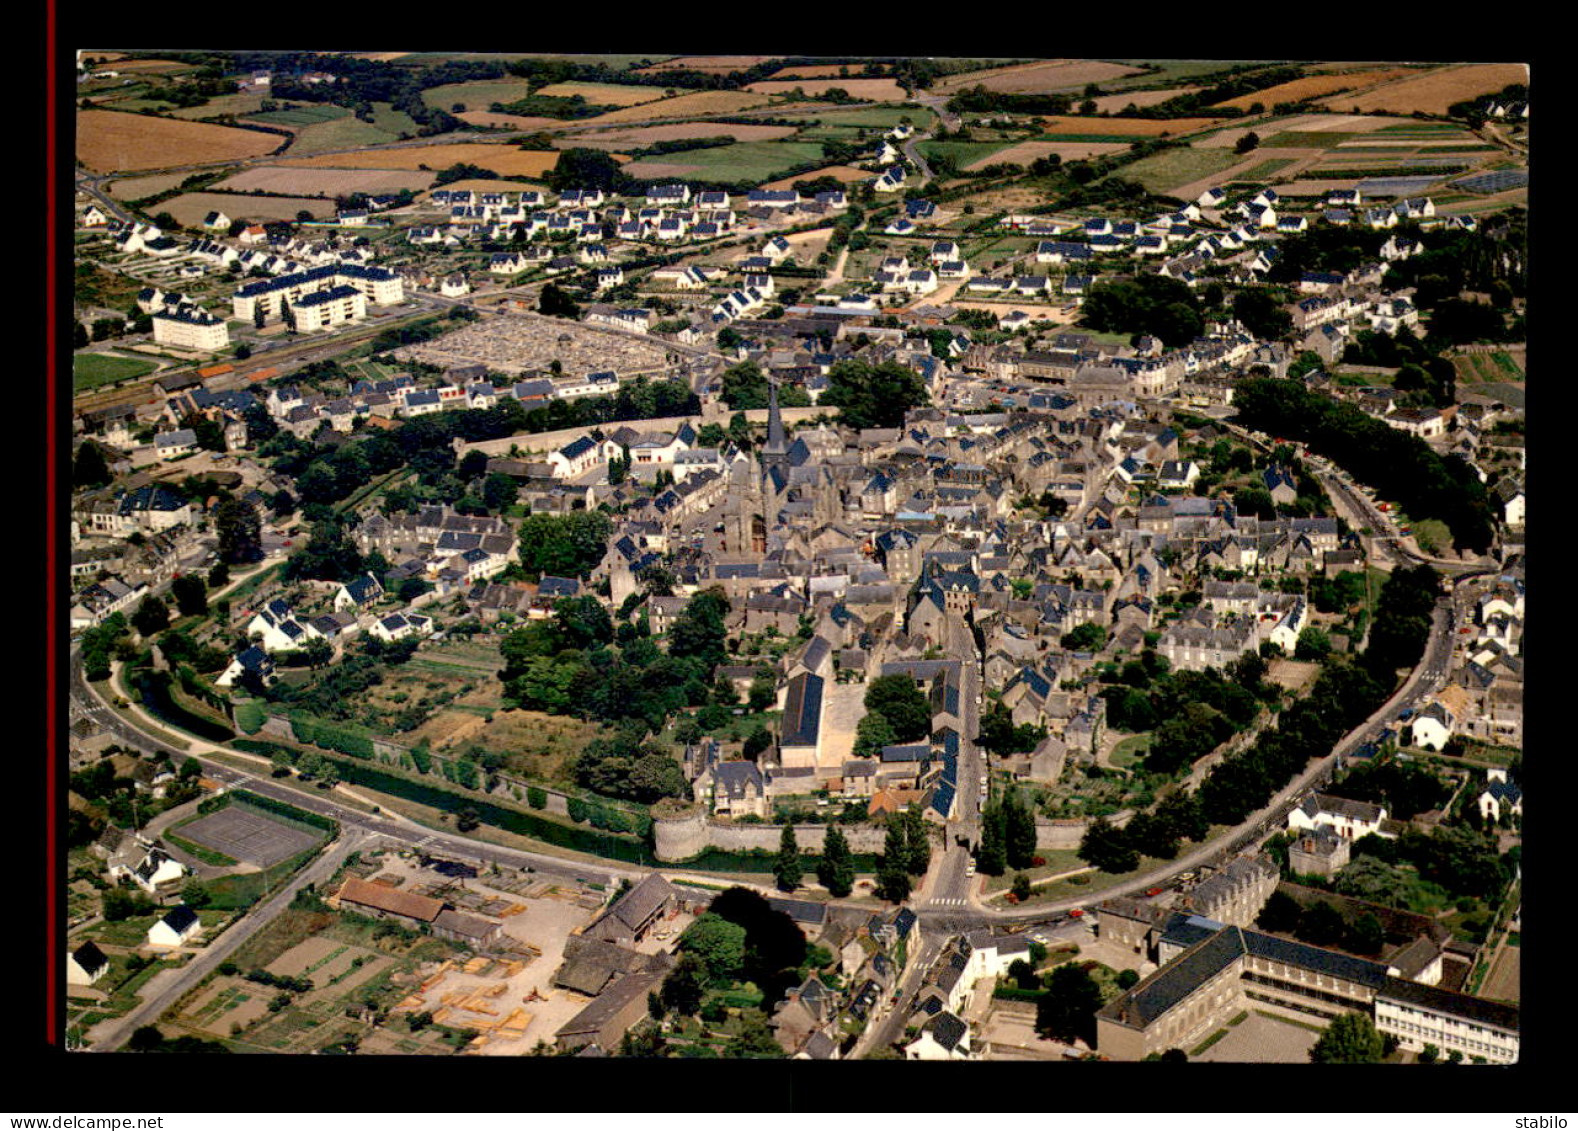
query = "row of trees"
xmin=1234 ymin=378 xmax=1495 ymax=552
xmin=1078 ymin=789 xmax=1212 ymax=873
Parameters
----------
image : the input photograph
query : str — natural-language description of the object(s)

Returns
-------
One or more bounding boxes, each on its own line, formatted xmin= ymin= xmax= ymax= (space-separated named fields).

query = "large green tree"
xmin=1035 ymin=963 xmax=1104 ymax=1044
xmin=774 ymin=824 xmax=803 ymax=892
xmin=817 ymin=824 xmax=855 ymax=897
xmin=821 ymin=359 xmax=930 ymax=429
xmin=1309 ymin=1012 xmax=1386 ymax=1063
xmin=863 ymin=674 xmax=932 ymax=743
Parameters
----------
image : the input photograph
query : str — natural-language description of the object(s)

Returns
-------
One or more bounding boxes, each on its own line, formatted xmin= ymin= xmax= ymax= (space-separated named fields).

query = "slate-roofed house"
xmin=586 ymin=873 xmax=678 ymax=943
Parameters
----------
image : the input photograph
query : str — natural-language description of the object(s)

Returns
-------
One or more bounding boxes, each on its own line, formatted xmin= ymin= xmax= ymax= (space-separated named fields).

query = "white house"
xmin=1409 ymin=701 xmax=1455 ymax=751
xmin=111 ymin=845 xmax=187 ymax=895
xmin=905 ymin=1012 xmax=972 ymax=1060
xmin=1287 ymin=791 xmax=1390 ymax=840
xmin=67 ymin=941 xmax=110 ymax=987
xmin=1478 ymin=774 xmax=1523 ymax=822
xmin=147 ymin=904 xmax=202 ymax=948
xmin=369 ymin=612 xmax=434 ymax=643
xmin=333 ymin=573 xmax=384 ymax=612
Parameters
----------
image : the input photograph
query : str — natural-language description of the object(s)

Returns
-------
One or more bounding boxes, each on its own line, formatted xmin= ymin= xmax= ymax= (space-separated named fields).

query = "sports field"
xmin=176 ymin=804 xmax=327 ymax=868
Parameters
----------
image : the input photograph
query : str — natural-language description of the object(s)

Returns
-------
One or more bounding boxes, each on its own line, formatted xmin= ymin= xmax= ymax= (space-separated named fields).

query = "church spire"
xmin=765 ymin=374 xmax=787 ymax=455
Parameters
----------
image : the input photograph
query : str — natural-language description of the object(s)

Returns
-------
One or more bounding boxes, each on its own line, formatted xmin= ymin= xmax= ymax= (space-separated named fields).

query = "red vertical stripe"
xmin=44 ymin=5 xmax=58 ymax=1046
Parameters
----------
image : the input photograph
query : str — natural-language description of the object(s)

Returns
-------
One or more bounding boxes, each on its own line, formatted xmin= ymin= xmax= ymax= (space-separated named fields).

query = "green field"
xmin=402 ymin=52 xmax=671 ymax=71
xmin=168 ymin=91 xmax=269 ymax=120
xmin=628 ymin=139 xmax=829 ymax=182
xmin=1451 ymin=351 xmax=1523 ymax=385
xmin=284 ymin=104 xmax=419 ymax=155
xmin=1261 ymin=131 xmax=1361 ymax=149
xmin=1102 ymin=145 xmax=1241 ymax=193
xmin=420 ymin=78 xmax=536 ymax=111
xmin=795 ymin=105 xmax=936 ymax=130
xmin=74 ymin=353 xmax=158 ymax=391
xmin=1038 ymin=132 xmax=1159 ymax=144
xmin=1235 ymin=157 xmax=1295 ymax=180
xmin=916 ymin=139 xmax=1019 ymax=168
xmin=1100 ymin=60 xmax=1286 ymax=89
xmin=246 ymin=104 xmax=349 ymax=126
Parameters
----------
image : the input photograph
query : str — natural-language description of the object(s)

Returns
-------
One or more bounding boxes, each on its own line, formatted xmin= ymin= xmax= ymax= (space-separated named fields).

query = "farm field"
xmin=772 ymin=64 xmax=882 ymax=79
xmin=757 ymin=164 xmax=873 ymax=190
xmin=281 ymin=143 xmax=561 ymax=178
xmin=284 ymin=104 xmax=421 ymax=155
xmin=419 ymin=77 xmax=536 ymax=111
xmin=1235 ymin=157 xmax=1296 ymax=180
xmin=1100 ymin=60 xmax=1284 ymax=89
xmin=570 ymin=122 xmax=797 ymax=146
xmin=456 ymin=112 xmax=568 ymax=131
xmin=745 ymin=78 xmax=909 ymax=102
xmin=635 ymin=55 xmax=781 ymax=72
xmin=167 ymin=92 xmax=269 ymax=120
xmin=797 ymin=106 xmax=937 ymax=130
xmin=1211 ymin=68 xmax=1412 ymax=111
xmin=933 ymin=59 xmax=1144 ymax=93
xmin=216 ymin=165 xmax=436 ymax=196
xmin=73 ymin=352 xmax=159 ymax=392
xmin=579 ymin=90 xmax=772 ymax=124
xmin=534 ymin=81 xmax=670 ymax=107
xmin=916 ymin=139 xmax=1019 ymax=169
xmin=1036 ymin=115 xmax=1221 ymax=138
xmin=1090 ymin=87 xmax=1192 ymax=113
xmin=244 ymin=104 xmax=349 ymax=128
xmin=1321 ymin=63 xmax=1528 ymax=115
xmin=77 ymin=110 xmax=285 ymax=173
xmin=106 ymin=171 xmax=189 ymax=200
xmin=970 ymin=139 xmax=1128 ymax=166
xmin=1103 ymin=145 xmax=1244 ymax=195
xmin=622 ymin=139 xmax=829 ymax=183
xmin=160 ymin=192 xmax=335 ymax=227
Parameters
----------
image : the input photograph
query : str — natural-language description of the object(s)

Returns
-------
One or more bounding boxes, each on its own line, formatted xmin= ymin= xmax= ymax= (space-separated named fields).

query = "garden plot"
xmin=176 ymin=805 xmax=326 ymax=868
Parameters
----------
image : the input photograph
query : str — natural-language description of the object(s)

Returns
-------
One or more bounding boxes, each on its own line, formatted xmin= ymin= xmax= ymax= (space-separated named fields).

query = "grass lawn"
xmin=982 ymin=850 xmax=1087 ymax=894
xmin=74 ymin=352 xmax=159 ymax=392
xmin=1109 ymin=733 xmax=1153 ymax=769
xmin=1102 ymin=145 xmax=1241 ymax=194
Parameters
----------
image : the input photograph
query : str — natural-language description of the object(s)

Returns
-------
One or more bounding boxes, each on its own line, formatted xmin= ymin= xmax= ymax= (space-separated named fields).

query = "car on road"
xmin=966 ymin=861 xmax=977 ymax=877
xmin=1067 ymin=908 xmax=1084 ymax=918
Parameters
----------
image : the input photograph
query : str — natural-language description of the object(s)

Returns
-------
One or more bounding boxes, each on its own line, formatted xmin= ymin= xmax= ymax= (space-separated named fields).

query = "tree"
xmin=660 ymin=952 xmax=708 ymax=1016
xmin=820 ymin=359 xmax=930 ymax=429
xmin=1003 ymin=788 xmax=1038 ymax=870
xmin=817 ymin=824 xmax=855 ymax=897
xmin=774 ymin=823 xmax=803 ymax=891
xmin=1036 ymin=963 xmax=1104 ymax=1044
xmin=1345 ymin=911 xmax=1385 ymax=955
xmin=1011 ymin=872 xmax=1032 ymax=901
xmin=74 ymin=321 xmax=89 ymax=349
xmin=1256 ymin=890 xmax=1303 ymax=935
xmin=726 ymin=1010 xmax=788 ymax=1059
xmin=1309 ymin=1012 xmax=1386 ymax=1063
xmin=903 ymin=804 xmax=931 ymax=875
xmin=131 ymin=594 xmax=170 ymax=637
xmin=863 ymin=674 xmax=932 ymax=743
xmin=1078 ymin=816 xmax=1137 ymax=874
xmin=678 ymin=913 xmax=747 ymax=983
xmin=73 ymin=441 xmax=113 ymax=489
xmin=170 ymin=574 xmax=208 ymax=617
xmin=876 ymin=862 xmax=911 ymax=903
xmin=1295 ymin=625 xmax=1332 ymax=662
xmin=1060 ymin=623 xmax=1107 ymax=652
xmin=1234 ymin=130 xmax=1260 ymax=155
xmin=214 ymin=495 xmax=263 ymax=565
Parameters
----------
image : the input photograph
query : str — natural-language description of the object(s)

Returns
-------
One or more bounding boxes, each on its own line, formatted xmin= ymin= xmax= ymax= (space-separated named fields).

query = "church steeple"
xmin=764 ymin=374 xmax=787 ymax=456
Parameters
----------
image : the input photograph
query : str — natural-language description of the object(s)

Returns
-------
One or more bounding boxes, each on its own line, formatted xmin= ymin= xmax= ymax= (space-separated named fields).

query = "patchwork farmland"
xmin=77 ymin=110 xmax=285 ymax=172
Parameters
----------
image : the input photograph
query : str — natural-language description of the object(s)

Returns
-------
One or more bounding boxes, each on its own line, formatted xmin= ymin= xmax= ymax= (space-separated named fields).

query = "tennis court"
xmin=178 ymin=805 xmax=327 ymax=868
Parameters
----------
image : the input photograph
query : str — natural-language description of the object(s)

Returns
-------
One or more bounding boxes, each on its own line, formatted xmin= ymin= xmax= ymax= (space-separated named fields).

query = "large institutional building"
xmin=230 ymin=263 xmax=403 ymax=323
